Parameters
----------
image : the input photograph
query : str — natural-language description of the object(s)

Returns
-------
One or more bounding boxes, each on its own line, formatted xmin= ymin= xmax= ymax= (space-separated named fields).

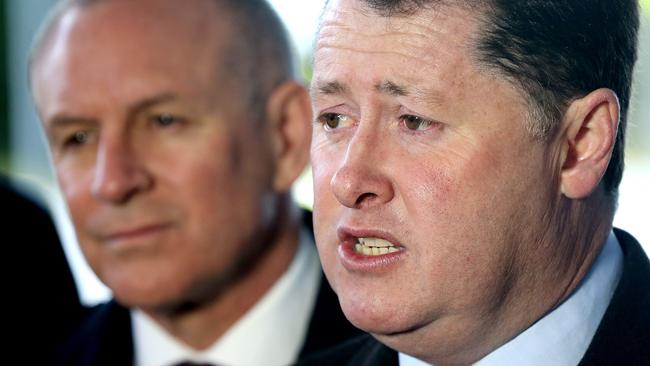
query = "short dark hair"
xmin=356 ymin=0 xmax=640 ymax=198
xmin=30 ymin=0 xmax=295 ymax=123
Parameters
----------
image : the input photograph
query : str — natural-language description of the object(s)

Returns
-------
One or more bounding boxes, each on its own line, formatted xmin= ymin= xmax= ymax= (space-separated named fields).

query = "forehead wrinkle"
xmin=316 ymin=29 xmax=462 ymax=74
xmin=410 ymin=85 xmax=445 ymax=107
xmin=316 ymin=42 xmax=436 ymax=71
xmin=318 ymin=24 xmax=435 ymax=55
xmin=317 ymin=1 xmax=480 ymax=68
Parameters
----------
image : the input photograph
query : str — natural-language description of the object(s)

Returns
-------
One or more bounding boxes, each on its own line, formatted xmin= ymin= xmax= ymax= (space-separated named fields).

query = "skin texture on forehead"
xmin=33 ymin=0 xmax=233 ymax=112
xmin=315 ymin=0 xmax=499 ymax=120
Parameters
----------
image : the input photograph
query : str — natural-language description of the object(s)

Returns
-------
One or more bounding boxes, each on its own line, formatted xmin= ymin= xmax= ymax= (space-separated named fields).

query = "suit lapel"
xmin=58 ymin=300 xmax=133 ymax=366
xmin=298 ymin=273 xmax=364 ymax=357
xmin=298 ymin=210 xmax=364 ymax=357
xmin=579 ymin=228 xmax=650 ymax=365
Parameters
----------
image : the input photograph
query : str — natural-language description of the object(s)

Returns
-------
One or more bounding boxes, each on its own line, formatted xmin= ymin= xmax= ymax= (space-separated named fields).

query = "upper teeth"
xmin=355 ymin=237 xmax=399 ymax=255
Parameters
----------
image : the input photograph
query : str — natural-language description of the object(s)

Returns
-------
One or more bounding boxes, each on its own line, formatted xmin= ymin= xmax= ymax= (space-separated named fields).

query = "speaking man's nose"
xmin=330 ymin=125 xmax=394 ymax=209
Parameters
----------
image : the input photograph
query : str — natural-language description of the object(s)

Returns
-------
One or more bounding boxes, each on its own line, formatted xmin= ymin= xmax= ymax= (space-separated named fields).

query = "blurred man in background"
xmin=30 ymin=0 xmax=359 ymax=364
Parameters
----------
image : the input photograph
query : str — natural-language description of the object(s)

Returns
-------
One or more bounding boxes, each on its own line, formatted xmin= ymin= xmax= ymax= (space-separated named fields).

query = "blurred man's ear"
xmin=558 ymin=88 xmax=620 ymax=199
xmin=265 ymin=80 xmax=312 ymax=192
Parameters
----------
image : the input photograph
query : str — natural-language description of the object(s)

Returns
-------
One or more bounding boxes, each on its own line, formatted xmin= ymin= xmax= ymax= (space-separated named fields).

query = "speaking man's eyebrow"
xmin=375 ymin=80 xmax=408 ymax=96
xmin=382 ymin=80 xmax=446 ymax=107
xmin=375 ymin=80 xmax=445 ymax=106
xmin=311 ymin=80 xmax=350 ymax=97
xmin=312 ymin=79 xmax=445 ymax=107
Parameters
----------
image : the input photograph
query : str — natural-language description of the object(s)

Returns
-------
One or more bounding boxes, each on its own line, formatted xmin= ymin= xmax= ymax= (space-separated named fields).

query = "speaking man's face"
xmin=32 ymin=1 xmax=279 ymax=310
xmin=311 ymin=0 xmax=562 ymax=358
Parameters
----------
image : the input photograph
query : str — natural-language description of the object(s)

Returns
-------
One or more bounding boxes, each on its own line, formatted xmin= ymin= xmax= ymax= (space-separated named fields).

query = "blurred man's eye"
xmin=318 ymin=113 xmax=353 ymax=130
xmin=151 ymin=114 xmax=183 ymax=127
xmin=62 ymin=130 xmax=93 ymax=149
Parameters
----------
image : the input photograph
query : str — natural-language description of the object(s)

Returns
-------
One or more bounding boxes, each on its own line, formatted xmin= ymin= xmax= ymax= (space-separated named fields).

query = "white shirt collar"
xmin=399 ymin=231 xmax=624 ymax=366
xmin=132 ymin=227 xmax=322 ymax=366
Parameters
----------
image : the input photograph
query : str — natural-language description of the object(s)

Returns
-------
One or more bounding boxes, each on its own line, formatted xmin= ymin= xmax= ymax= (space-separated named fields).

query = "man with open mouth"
xmin=307 ymin=0 xmax=649 ymax=365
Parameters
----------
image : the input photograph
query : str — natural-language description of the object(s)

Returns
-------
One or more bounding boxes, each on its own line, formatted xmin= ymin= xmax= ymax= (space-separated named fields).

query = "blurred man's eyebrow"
xmin=127 ymin=92 xmax=178 ymax=114
xmin=47 ymin=92 xmax=179 ymax=130
xmin=47 ymin=116 xmax=96 ymax=131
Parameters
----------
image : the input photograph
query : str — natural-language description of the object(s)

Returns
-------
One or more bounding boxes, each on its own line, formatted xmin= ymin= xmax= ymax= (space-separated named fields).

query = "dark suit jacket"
xmin=56 ymin=212 xmax=362 ymax=365
xmin=56 ymin=274 xmax=359 ymax=366
xmin=3 ymin=178 xmax=83 ymax=364
xmin=299 ymin=228 xmax=650 ymax=366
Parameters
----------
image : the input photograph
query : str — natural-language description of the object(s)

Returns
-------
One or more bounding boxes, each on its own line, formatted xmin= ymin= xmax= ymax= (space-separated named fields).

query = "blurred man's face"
xmin=311 ymin=0 xmax=560 ymax=358
xmin=32 ymin=1 xmax=278 ymax=309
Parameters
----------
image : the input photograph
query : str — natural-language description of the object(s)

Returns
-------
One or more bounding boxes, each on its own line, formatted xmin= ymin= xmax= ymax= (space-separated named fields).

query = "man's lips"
xmin=100 ymin=222 xmax=173 ymax=243
xmin=337 ymin=227 xmax=405 ymax=253
xmin=336 ymin=226 xmax=406 ymax=272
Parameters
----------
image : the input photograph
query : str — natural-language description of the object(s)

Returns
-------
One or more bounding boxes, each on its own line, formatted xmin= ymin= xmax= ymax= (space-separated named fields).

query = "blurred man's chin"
xmin=111 ymin=285 xmax=180 ymax=310
xmin=100 ymin=270 xmax=189 ymax=311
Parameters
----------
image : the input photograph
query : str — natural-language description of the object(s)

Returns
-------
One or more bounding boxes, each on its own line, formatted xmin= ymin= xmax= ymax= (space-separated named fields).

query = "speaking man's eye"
xmin=400 ymin=114 xmax=434 ymax=131
xmin=319 ymin=113 xmax=353 ymax=130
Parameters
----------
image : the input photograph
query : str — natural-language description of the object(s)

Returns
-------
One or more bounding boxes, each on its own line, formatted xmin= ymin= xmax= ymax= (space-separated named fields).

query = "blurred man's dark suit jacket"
xmin=56 ymin=212 xmax=362 ymax=365
xmin=298 ymin=228 xmax=650 ymax=366
xmin=3 ymin=178 xmax=84 ymax=363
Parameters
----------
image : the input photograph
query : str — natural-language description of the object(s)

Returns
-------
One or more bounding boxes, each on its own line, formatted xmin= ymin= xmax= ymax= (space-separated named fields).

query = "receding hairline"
xmin=31 ymin=0 xmax=232 ymax=70
xmin=30 ymin=0 xmax=297 ymax=121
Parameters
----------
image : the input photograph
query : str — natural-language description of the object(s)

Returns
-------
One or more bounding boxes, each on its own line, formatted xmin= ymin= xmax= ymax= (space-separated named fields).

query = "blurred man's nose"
xmin=90 ymin=134 xmax=152 ymax=204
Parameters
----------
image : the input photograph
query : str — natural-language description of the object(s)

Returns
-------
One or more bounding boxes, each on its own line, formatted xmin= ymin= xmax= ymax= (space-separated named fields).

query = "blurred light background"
xmin=2 ymin=0 xmax=648 ymax=305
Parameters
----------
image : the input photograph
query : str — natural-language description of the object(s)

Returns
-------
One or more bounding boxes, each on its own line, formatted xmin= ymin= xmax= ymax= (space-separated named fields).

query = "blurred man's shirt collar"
xmin=132 ymin=226 xmax=321 ymax=366
xmin=399 ymin=231 xmax=623 ymax=366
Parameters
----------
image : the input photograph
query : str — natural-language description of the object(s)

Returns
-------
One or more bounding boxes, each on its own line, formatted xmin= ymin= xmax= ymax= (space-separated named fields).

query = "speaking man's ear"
xmin=265 ymin=80 xmax=312 ymax=193
xmin=558 ymin=88 xmax=619 ymax=199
